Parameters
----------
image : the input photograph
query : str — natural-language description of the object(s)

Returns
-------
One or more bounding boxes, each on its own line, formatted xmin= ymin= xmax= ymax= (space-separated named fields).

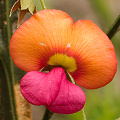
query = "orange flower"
xmin=9 ymin=9 xmax=117 ymax=89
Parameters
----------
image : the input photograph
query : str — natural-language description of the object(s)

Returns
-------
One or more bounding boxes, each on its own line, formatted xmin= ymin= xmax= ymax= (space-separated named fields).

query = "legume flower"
xmin=9 ymin=9 xmax=117 ymax=114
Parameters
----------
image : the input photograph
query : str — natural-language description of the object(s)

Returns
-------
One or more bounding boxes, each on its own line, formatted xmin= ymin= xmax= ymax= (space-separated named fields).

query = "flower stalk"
xmin=42 ymin=108 xmax=54 ymax=120
xmin=40 ymin=0 xmax=46 ymax=10
xmin=70 ymin=75 xmax=86 ymax=120
xmin=81 ymin=108 xmax=86 ymax=120
xmin=107 ymin=15 xmax=120 ymax=39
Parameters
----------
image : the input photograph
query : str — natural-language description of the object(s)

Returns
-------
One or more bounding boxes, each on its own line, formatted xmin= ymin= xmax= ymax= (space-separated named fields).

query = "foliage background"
xmin=31 ymin=0 xmax=120 ymax=120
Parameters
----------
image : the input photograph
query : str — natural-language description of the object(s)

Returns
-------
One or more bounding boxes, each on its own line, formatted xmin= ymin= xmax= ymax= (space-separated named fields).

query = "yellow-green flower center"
xmin=48 ymin=53 xmax=77 ymax=72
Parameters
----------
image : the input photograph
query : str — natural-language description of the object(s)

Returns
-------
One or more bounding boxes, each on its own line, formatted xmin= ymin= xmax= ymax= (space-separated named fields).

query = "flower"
xmin=10 ymin=0 xmax=36 ymax=26
xmin=9 ymin=9 xmax=117 ymax=114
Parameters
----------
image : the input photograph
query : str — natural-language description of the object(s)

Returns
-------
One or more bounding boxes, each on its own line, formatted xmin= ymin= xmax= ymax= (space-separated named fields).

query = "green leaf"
xmin=33 ymin=0 xmax=42 ymax=11
xmin=20 ymin=0 xmax=35 ymax=14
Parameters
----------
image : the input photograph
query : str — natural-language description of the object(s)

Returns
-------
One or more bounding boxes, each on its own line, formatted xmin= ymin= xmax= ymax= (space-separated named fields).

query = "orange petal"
xmin=67 ymin=20 xmax=117 ymax=89
xmin=9 ymin=9 xmax=73 ymax=72
xmin=10 ymin=10 xmax=117 ymax=89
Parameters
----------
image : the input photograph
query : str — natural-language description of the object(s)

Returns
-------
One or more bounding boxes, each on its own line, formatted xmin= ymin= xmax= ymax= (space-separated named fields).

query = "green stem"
xmin=4 ymin=0 xmax=17 ymax=119
xmin=69 ymin=73 xmax=86 ymax=120
xmin=42 ymin=108 xmax=53 ymax=120
xmin=40 ymin=0 xmax=47 ymax=10
xmin=6 ymin=0 xmax=15 ymax=85
xmin=81 ymin=108 xmax=86 ymax=120
xmin=107 ymin=15 xmax=120 ymax=39
xmin=0 ymin=58 xmax=16 ymax=120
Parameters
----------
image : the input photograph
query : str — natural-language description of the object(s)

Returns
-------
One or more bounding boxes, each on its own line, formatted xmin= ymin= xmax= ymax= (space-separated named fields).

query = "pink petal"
xmin=20 ymin=67 xmax=86 ymax=114
xmin=47 ymin=72 xmax=86 ymax=114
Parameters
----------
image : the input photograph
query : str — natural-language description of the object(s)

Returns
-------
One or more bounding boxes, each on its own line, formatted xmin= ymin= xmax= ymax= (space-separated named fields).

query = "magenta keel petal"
xmin=20 ymin=67 xmax=86 ymax=114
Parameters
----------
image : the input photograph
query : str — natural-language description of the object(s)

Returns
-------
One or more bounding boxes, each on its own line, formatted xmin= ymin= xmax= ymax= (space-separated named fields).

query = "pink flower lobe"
xmin=20 ymin=67 xmax=86 ymax=114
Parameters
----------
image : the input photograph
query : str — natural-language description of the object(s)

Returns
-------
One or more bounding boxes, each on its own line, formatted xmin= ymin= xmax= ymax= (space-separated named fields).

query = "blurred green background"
xmin=31 ymin=0 xmax=120 ymax=120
